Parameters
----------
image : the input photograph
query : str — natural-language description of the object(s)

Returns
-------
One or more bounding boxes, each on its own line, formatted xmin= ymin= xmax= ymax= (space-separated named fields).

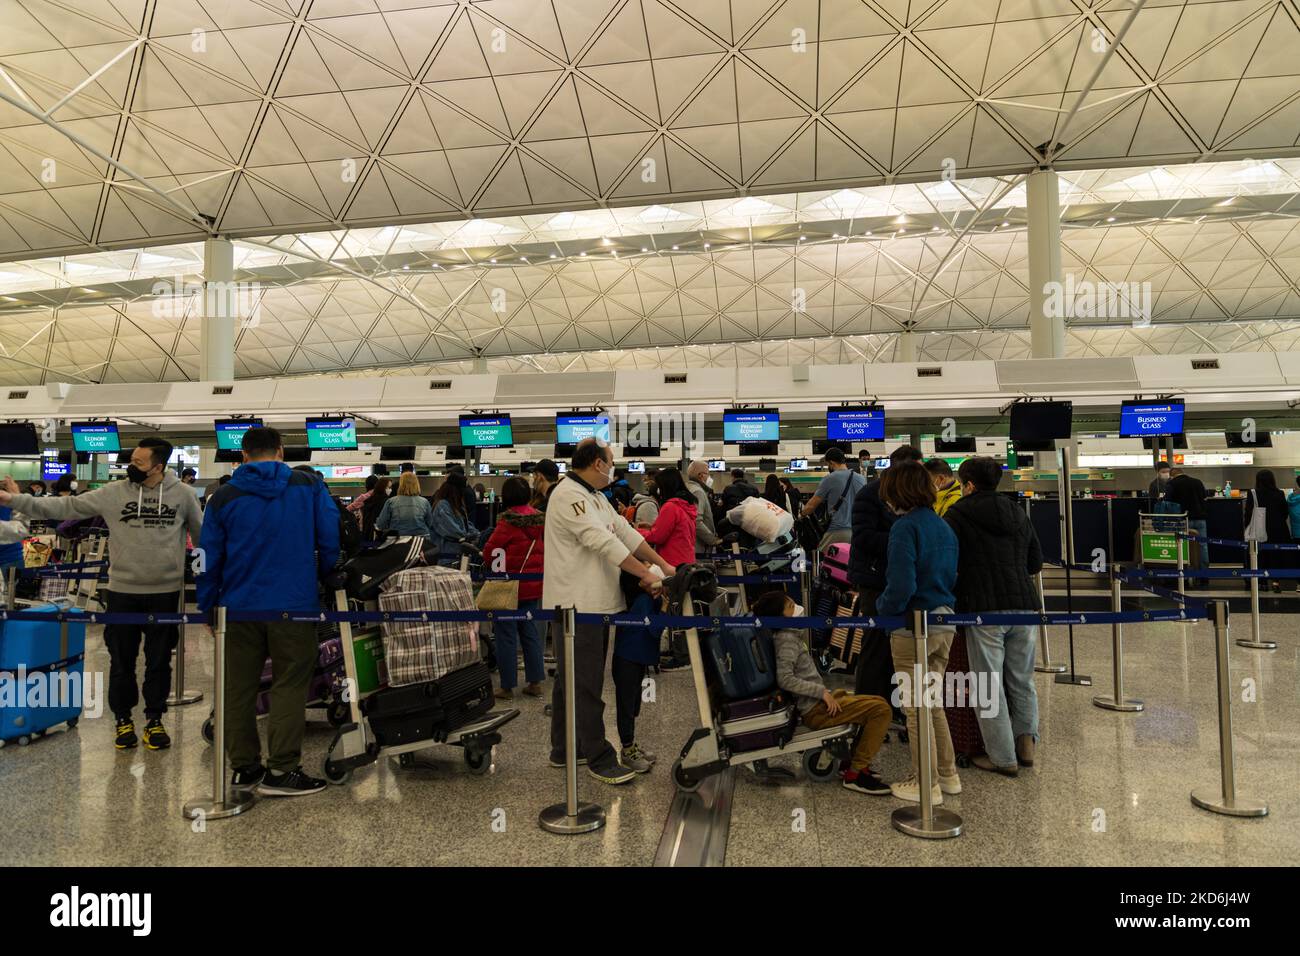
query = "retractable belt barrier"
xmin=17 ymin=560 xmax=109 ymax=579
xmin=1172 ymin=530 xmax=1300 ymax=552
xmin=0 ymin=605 xmax=1209 ymax=628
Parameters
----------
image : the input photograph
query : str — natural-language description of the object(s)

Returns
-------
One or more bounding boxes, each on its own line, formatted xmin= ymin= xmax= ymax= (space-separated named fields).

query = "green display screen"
xmin=459 ymin=415 xmax=513 ymax=448
xmin=215 ymin=419 xmax=262 ymax=451
xmin=305 ymin=417 xmax=357 ymax=450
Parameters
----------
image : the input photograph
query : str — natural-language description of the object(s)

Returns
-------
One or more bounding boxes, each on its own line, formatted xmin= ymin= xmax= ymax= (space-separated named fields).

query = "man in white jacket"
xmin=544 ymin=438 xmax=675 ymax=785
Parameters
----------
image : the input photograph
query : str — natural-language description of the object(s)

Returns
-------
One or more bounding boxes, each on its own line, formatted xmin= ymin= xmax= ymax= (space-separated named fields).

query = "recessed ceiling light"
xmin=520 ymin=257 xmax=528 ymax=263
xmin=799 ymin=235 xmax=805 ymax=241
xmin=898 ymin=229 xmax=905 ymax=234
xmin=832 ymin=233 xmax=840 ymax=239
xmin=579 ymin=251 xmax=587 ymax=257
xmin=672 ymin=244 xmax=679 ymax=250
xmin=931 ymin=226 xmax=939 ymax=232
xmin=641 ymin=247 xmax=648 ymax=252
xmin=1106 ymin=216 xmax=1116 ymax=222
xmin=1001 ymin=221 xmax=1009 ymax=227
xmin=865 ymin=230 xmax=872 ymax=236
xmin=601 ymin=237 xmax=611 ymax=245
xmin=704 ymin=242 xmax=710 ymax=249
xmin=489 ymin=258 xmax=496 ymax=263
xmin=549 ymin=253 xmax=556 ymax=258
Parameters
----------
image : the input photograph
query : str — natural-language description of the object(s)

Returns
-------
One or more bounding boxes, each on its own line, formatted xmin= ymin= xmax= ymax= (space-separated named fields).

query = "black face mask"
xmin=127 ymin=464 xmax=152 ymax=485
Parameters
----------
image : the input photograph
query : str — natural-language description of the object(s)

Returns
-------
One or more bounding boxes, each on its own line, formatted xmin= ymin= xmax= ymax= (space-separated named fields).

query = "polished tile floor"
xmin=1 ymin=612 xmax=1294 ymax=866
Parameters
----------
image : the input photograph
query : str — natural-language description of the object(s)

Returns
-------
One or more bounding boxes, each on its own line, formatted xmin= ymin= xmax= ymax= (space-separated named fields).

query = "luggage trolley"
xmin=322 ymin=540 xmax=519 ymax=784
xmin=666 ymin=566 xmax=854 ymax=793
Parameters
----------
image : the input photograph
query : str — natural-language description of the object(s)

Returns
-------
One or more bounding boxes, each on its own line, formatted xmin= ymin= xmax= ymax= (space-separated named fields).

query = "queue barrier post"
xmin=1190 ymin=601 xmax=1268 ymax=818
xmin=1034 ymin=571 xmax=1066 ymax=674
xmin=182 ymin=606 xmax=254 ymax=821
xmin=1236 ymin=541 xmax=1276 ymax=650
xmin=891 ymin=608 xmax=962 ymax=840
xmin=1176 ymin=533 xmax=1186 ymax=602
xmin=539 ymin=606 xmax=606 ymax=835
xmin=1093 ymin=572 xmax=1143 ymax=713
xmin=166 ymin=587 xmax=204 ymax=706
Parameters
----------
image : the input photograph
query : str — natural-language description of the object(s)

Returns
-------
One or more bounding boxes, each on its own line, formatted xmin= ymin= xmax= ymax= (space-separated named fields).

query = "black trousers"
xmin=611 ymin=655 xmax=646 ymax=748
xmin=549 ymin=621 xmax=616 ymax=768
xmin=104 ymin=590 xmax=181 ymax=720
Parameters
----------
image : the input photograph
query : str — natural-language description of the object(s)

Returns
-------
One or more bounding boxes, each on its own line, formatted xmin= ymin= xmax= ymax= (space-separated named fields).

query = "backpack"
xmin=333 ymin=496 xmax=362 ymax=561
xmin=623 ymin=502 xmax=638 ymax=524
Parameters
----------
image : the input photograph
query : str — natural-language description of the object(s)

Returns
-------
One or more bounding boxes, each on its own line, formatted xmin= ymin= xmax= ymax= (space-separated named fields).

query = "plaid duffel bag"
xmin=377 ymin=566 xmax=479 ymax=686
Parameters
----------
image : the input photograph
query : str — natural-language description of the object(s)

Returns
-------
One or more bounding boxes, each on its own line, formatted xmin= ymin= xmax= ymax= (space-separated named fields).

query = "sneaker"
xmin=938 ymin=772 xmax=962 ymax=795
xmin=231 ymin=765 xmax=266 ymax=791
xmin=842 ymin=769 xmax=891 ymax=795
xmin=587 ymin=759 xmax=637 ymax=786
xmin=257 ymin=767 xmax=327 ymax=797
xmin=657 ymin=655 xmax=689 ymax=671
xmin=521 ymin=682 xmax=544 ymax=698
xmin=548 ymin=751 xmax=588 ymax=768
xmin=890 ymin=776 xmax=943 ymax=805
xmin=114 ymin=718 xmax=138 ymax=750
xmin=619 ymin=743 xmax=654 ymax=773
xmin=142 ymin=718 xmax=171 ymax=750
xmin=1015 ymin=734 xmax=1036 ymax=767
xmin=494 ymin=687 xmax=514 ymax=702
xmin=972 ymin=755 xmax=1018 ymax=777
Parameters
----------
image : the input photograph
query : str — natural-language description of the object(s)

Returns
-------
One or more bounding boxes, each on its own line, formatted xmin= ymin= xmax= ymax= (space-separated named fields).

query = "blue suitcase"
xmin=0 ymin=605 xmax=87 ymax=745
xmin=702 ymin=623 xmax=777 ymax=700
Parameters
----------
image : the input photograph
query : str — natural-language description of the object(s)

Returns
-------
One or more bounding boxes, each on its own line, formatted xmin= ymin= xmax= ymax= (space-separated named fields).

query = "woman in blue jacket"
xmin=375 ymin=472 xmax=435 ymax=541
xmin=876 ymin=460 xmax=961 ymax=806
xmin=430 ymin=471 xmax=477 ymax=565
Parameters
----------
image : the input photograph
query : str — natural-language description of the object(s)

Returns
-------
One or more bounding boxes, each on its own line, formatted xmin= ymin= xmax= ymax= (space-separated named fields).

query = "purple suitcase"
xmin=821 ymin=543 xmax=852 ymax=586
xmin=719 ymin=691 xmax=799 ymax=752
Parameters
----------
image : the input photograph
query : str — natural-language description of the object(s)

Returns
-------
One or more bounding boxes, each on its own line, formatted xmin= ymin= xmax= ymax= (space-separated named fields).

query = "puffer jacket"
xmin=483 ymin=505 xmax=545 ymax=601
xmin=943 ymin=490 xmax=1043 ymax=613
xmin=848 ymin=478 xmax=893 ymax=591
xmin=638 ymin=495 xmax=697 ymax=568
xmin=933 ymin=480 xmax=962 ymax=517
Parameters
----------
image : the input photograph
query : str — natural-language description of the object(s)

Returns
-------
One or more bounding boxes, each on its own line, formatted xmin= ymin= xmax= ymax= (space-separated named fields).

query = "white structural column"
xmin=200 ymin=238 xmax=236 ymax=381
xmin=896 ymin=330 xmax=918 ymax=362
xmin=1026 ymin=169 xmax=1065 ymax=359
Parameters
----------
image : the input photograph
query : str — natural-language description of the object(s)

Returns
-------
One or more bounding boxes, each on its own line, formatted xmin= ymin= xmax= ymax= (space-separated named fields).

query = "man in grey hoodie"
xmin=685 ymin=459 xmax=720 ymax=556
xmin=0 ymin=437 xmax=202 ymax=751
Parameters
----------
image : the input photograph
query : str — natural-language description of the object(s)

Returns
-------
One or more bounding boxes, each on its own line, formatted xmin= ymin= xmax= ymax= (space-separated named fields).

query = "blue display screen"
xmin=827 ymin=406 xmax=885 ymax=441
xmin=41 ymin=450 xmax=69 ymax=482
xmin=1120 ymin=401 xmax=1184 ymax=437
xmin=556 ymin=413 xmax=610 ymax=445
xmin=723 ymin=409 xmax=779 ymax=443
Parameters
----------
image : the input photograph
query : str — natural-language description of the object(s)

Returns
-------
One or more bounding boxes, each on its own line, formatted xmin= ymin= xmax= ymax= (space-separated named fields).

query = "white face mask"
xmin=791 ymin=604 xmax=805 ymax=617
xmin=704 ymin=476 xmax=714 ymax=488
xmin=69 ymin=481 xmax=78 ymax=492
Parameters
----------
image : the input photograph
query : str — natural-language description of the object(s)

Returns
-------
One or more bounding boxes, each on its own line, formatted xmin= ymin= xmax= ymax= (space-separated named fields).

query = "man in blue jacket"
xmin=197 ymin=426 xmax=340 ymax=797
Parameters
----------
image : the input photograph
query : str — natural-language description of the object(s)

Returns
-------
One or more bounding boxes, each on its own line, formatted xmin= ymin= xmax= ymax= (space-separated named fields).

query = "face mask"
xmin=591 ymin=461 xmax=612 ymax=490
xmin=704 ymin=476 xmax=714 ymax=489
xmin=126 ymin=464 xmax=151 ymax=485
xmin=69 ymin=482 xmax=78 ymax=492
xmin=791 ymin=604 xmax=805 ymax=617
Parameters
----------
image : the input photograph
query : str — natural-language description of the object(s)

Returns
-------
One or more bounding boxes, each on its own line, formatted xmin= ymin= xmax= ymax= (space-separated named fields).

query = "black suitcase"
xmin=362 ymin=661 xmax=493 ymax=746
xmin=718 ymin=691 xmax=799 ymax=753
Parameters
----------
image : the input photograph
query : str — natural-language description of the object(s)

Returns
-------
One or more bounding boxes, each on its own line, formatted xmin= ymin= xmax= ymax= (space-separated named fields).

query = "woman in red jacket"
xmin=484 ymin=477 xmax=546 ymax=701
xmin=636 ymin=467 xmax=697 ymax=566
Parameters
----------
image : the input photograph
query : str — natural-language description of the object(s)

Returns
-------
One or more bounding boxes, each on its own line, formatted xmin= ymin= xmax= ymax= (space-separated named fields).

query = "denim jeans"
xmin=964 ymin=617 xmax=1040 ymax=767
xmin=1187 ymin=519 xmax=1208 ymax=573
xmin=494 ymin=597 xmax=544 ymax=690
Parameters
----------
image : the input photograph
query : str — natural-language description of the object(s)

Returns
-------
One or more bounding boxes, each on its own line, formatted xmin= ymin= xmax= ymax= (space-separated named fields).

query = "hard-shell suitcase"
xmin=719 ymin=691 xmax=799 ymax=752
xmin=944 ymin=627 xmax=986 ymax=764
xmin=702 ymin=623 xmax=776 ymax=700
xmin=822 ymin=542 xmax=852 ymax=587
xmin=0 ymin=604 xmax=86 ymax=744
xmin=810 ymin=580 xmax=845 ymax=651
xmin=362 ymin=660 xmax=494 ymax=746
xmin=254 ymin=634 xmax=345 ymax=717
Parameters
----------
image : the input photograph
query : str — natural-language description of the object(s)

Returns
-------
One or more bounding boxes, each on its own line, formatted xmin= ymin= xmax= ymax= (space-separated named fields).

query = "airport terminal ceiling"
xmin=0 ymin=0 xmax=1299 ymax=386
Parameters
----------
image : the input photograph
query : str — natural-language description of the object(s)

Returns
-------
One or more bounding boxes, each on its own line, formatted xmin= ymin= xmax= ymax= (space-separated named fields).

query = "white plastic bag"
xmin=726 ymin=497 xmax=794 ymax=543
xmin=1244 ymin=489 xmax=1267 ymax=543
